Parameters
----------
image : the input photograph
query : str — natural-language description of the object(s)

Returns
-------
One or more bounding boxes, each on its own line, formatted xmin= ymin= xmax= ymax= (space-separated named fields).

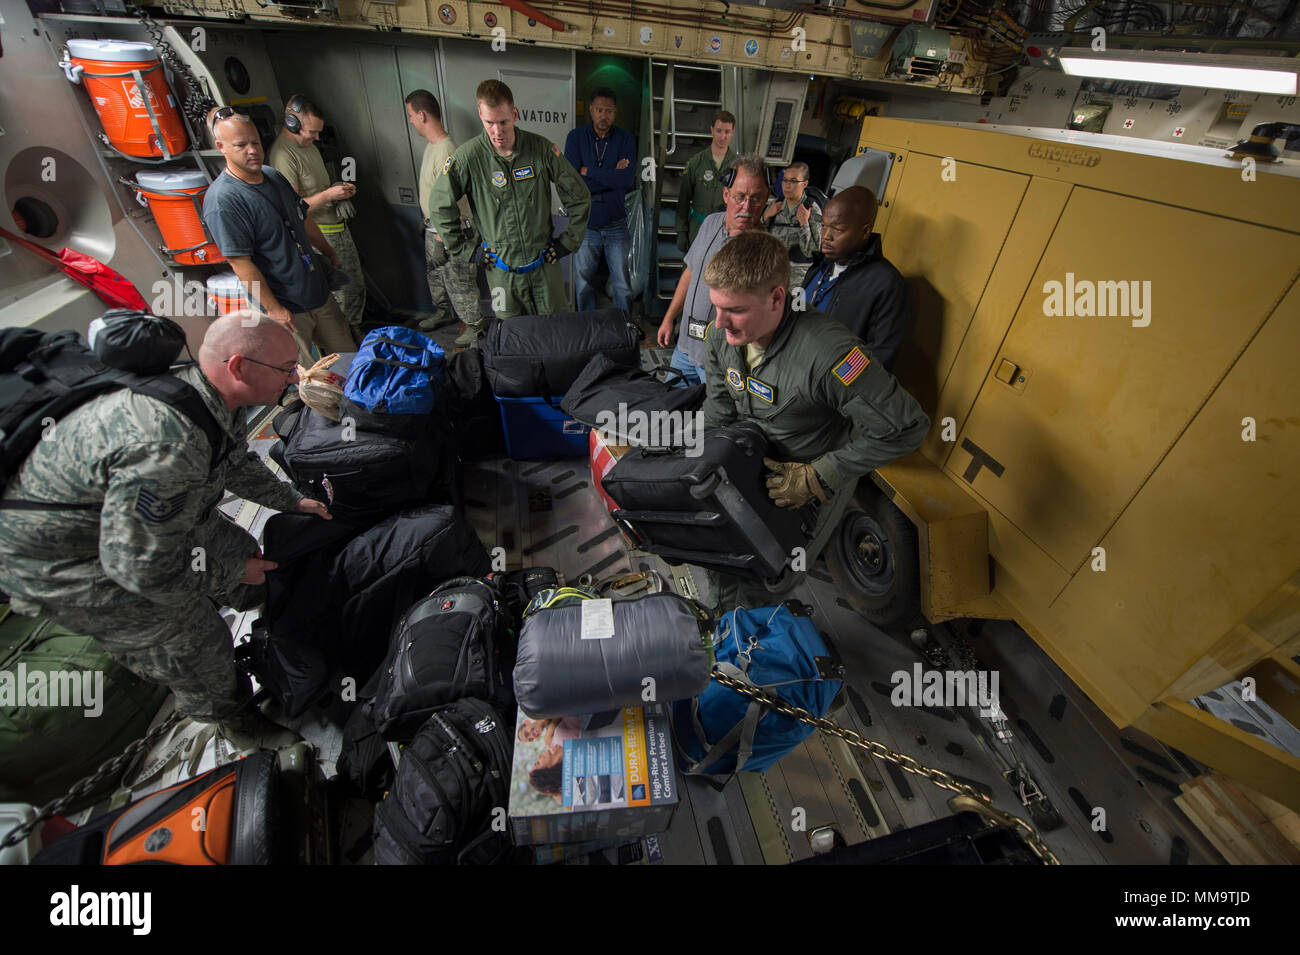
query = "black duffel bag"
xmin=601 ymin=421 xmax=816 ymax=581
xmin=270 ymin=398 xmax=449 ymax=521
xmin=442 ymin=348 xmax=505 ymax=460
xmin=244 ymin=505 xmax=493 ymax=717
xmin=560 ymin=353 xmax=706 ymax=446
xmin=481 ymin=308 xmax=642 ymax=398
xmin=372 ymin=698 xmax=514 ymax=865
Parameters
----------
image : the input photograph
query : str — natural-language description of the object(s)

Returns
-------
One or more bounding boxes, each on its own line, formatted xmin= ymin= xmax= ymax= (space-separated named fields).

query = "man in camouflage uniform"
xmin=0 ymin=315 xmax=332 ymax=726
xmin=675 ymin=110 xmax=736 ymax=254
xmin=699 ymin=231 xmax=929 ymax=609
xmin=406 ymin=89 xmax=482 ymax=343
xmin=268 ymin=95 xmax=368 ymax=336
xmin=429 ymin=79 xmax=591 ymax=327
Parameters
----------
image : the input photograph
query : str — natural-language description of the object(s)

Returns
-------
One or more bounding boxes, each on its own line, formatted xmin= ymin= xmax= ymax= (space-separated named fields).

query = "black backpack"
xmin=372 ymin=698 xmax=514 ymax=866
xmin=0 ymin=327 xmax=226 ymax=510
xmin=369 ymin=576 xmax=515 ymax=741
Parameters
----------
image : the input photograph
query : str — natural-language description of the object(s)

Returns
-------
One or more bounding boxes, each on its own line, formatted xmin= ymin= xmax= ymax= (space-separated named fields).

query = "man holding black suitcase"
xmin=699 ymin=231 xmax=929 ymax=608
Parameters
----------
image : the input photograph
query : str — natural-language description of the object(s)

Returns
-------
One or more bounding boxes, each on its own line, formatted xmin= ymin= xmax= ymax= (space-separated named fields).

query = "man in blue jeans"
xmin=565 ymin=87 xmax=637 ymax=312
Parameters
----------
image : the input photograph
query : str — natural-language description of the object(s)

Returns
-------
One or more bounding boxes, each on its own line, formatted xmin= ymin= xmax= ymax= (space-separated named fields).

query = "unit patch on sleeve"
xmin=551 ymin=142 xmax=562 ymax=157
xmin=832 ymin=347 xmax=870 ymax=386
xmin=442 ymin=155 xmax=453 ymax=174
xmin=136 ymin=487 xmax=188 ymax=524
xmin=512 ymin=165 xmax=536 ymax=181
xmin=726 ymin=367 xmax=744 ymax=390
xmin=746 ymin=377 xmax=775 ymax=403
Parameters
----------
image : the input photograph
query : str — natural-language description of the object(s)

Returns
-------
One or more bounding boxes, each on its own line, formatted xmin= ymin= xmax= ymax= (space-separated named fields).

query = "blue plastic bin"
xmin=496 ymin=395 xmax=590 ymax=459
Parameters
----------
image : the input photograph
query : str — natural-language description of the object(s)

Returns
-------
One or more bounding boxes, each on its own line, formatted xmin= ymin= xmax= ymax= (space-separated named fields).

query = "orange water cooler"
xmin=129 ymin=168 xmax=224 ymax=264
xmin=206 ymin=272 xmax=250 ymax=315
xmin=61 ymin=39 xmax=189 ymax=161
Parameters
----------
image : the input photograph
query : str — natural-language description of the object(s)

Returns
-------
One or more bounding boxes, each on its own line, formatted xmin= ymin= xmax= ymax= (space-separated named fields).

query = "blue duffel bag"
xmin=672 ymin=603 xmax=842 ymax=775
xmin=344 ymin=326 xmax=445 ymax=416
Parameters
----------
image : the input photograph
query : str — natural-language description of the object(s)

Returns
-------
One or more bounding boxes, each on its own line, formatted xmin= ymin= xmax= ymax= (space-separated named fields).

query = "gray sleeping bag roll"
xmin=514 ymin=592 xmax=712 ymax=718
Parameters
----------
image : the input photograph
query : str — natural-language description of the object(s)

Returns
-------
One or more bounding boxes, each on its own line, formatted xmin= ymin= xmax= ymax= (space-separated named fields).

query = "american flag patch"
xmin=832 ymin=347 xmax=870 ymax=385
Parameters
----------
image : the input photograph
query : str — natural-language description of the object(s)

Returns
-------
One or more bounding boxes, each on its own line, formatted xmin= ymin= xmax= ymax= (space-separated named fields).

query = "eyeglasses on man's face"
xmin=224 ymin=355 xmax=298 ymax=377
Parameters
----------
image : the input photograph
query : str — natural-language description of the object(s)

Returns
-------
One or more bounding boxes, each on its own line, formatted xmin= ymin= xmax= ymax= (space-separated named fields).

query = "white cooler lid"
xmin=66 ymin=38 xmax=159 ymax=63
xmin=136 ymin=168 xmax=209 ymax=191
xmin=206 ymin=272 xmax=244 ymax=292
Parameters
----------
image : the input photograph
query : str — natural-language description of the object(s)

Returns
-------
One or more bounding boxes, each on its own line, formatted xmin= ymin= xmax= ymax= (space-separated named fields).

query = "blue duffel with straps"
xmin=344 ymin=326 xmax=445 ymax=416
xmin=672 ymin=603 xmax=842 ymax=775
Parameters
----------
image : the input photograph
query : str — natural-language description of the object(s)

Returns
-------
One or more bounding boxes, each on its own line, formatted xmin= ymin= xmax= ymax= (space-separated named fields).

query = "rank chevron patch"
xmin=136 ymin=487 xmax=188 ymax=524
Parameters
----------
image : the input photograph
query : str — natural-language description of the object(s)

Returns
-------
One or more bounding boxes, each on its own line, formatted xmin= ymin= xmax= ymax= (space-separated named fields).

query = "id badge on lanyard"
xmin=687 ymin=318 xmax=708 ymax=341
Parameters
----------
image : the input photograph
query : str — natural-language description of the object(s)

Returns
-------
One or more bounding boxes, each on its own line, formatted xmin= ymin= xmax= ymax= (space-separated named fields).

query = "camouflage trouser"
xmin=323 ymin=225 xmax=366 ymax=335
xmin=290 ymin=297 xmax=356 ymax=367
xmin=484 ymin=259 xmax=568 ymax=319
xmin=41 ymin=585 xmax=263 ymax=721
xmin=425 ymin=229 xmax=482 ymax=325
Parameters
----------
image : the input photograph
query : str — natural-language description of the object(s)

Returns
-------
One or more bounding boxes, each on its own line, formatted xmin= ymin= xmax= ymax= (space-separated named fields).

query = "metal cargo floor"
xmin=216 ymin=409 xmax=1228 ymax=865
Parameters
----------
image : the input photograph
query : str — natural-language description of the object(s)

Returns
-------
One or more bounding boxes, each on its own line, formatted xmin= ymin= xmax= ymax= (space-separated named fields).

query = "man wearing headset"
xmin=656 ymin=155 xmax=769 ymax=386
xmin=268 ymin=94 xmax=367 ymax=337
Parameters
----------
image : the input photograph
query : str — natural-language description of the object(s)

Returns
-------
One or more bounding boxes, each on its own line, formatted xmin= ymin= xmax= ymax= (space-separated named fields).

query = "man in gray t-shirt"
xmin=203 ymin=113 xmax=354 ymax=364
xmin=656 ymin=156 xmax=769 ymax=385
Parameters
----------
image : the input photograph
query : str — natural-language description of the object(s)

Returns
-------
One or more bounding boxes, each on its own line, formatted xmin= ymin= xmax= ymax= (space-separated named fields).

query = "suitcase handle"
xmin=612 ymin=508 xmax=725 ymax=528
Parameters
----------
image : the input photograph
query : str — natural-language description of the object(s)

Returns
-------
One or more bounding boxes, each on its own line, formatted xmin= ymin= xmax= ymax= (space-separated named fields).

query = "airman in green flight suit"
xmin=675 ymin=110 xmax=737 ymax=253
xmin=429 ymin=79 xmax=591 ymax=327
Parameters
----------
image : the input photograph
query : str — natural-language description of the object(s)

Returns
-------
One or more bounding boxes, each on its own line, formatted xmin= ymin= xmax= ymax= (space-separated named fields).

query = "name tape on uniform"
xmin=746 ymin=377 xmax=775 ymax=403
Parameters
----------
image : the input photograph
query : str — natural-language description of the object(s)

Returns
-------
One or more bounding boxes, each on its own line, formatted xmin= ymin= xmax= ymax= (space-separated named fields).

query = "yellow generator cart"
xmin=827 ymin=117 xmax=1300 ymax=811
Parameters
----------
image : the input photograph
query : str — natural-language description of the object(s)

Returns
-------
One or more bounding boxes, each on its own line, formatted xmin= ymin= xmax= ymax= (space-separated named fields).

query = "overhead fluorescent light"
xmin=1055 ymin=49 xmax=1298 ymax=96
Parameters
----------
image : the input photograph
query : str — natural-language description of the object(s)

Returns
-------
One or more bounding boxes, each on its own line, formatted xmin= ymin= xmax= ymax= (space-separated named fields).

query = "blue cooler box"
xmin=497 ymin=395 xmax=590 ymax=459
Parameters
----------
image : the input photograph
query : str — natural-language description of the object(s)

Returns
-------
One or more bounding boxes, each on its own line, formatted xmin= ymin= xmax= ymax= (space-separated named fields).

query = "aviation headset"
xmin=720 ymin=162 xmax=809 ymax=205
xmin=284 ymin=94 xmax=311 ymax=134
xmin=721 ymin=162 xmax=829 ymax=210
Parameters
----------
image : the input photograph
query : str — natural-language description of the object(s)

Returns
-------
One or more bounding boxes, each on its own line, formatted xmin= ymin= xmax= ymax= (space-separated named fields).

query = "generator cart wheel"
xmin=826 ymin=482 xmax=921 ymax=630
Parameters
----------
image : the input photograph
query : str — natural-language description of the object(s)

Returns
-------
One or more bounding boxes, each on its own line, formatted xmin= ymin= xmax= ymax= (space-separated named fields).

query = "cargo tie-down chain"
xmin=0 ymin=710 xmax=183 ymax=851
xmin=709 ymin=669 xmax=1061 ymax=865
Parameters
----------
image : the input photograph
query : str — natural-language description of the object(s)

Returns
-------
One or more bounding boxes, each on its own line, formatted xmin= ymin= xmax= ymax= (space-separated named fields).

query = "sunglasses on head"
xmin=209 ymin=106 xmax=247 ymax=130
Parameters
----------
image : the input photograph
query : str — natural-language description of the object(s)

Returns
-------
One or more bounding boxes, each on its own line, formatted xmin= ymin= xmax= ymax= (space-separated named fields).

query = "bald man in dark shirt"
xmin=800 ymin=186 xmax=908 ymax=370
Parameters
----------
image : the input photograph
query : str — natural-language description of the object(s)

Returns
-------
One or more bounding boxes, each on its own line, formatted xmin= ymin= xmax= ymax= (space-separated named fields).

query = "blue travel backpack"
xmin=344 ymin=326 xmax=445 ymax=417
xmin=672 ymin=603 xmax=843 ymax=775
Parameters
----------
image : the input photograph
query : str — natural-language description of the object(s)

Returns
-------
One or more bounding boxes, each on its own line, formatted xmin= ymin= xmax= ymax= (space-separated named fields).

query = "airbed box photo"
xmin=508 ymin=705 xmax=678 ymax=846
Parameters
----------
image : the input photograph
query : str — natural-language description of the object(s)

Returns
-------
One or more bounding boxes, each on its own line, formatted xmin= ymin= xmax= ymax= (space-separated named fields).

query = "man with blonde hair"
xmin=0 ymin=314 xmax=331 ymax=730
xmin=429 ymin=79 xmax=591 ymax=327
xmin=699 ymin=230 xmax=929 ymax=607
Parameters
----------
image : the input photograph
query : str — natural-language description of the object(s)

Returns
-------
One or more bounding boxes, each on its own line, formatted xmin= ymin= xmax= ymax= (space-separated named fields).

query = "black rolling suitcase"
xmin=481 ymin=308 xmax=642 ymax=398
xmin=601 ymin=421 xmax=815 ymax=580
xmin=270 ymin=399 xmax=448 ymax=520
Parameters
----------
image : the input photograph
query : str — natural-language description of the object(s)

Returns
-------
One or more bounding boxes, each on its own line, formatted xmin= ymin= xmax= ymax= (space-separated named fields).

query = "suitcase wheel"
xmin=688 ymin=473 xmax=722 ymax=499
